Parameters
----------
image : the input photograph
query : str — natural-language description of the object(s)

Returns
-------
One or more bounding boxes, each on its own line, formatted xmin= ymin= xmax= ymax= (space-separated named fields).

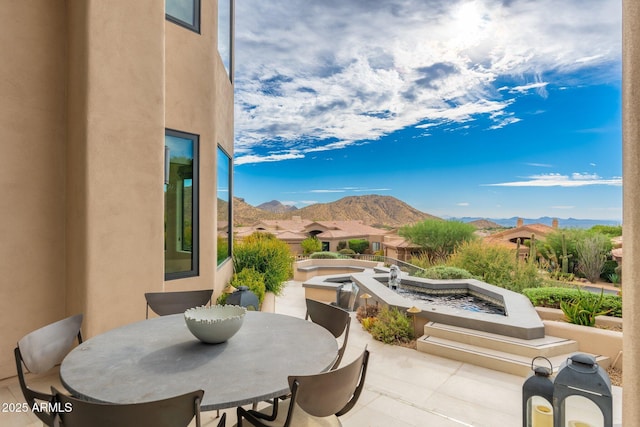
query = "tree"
xmin=399 ymin=219 xmax=476 ymax=262
xmin=348 ymin=239 xmax=369 ymax=254
xmin=233 ymin=232 xmax=293 ymax=295
xmin=301 ymin=236 xmax=322 ymax=255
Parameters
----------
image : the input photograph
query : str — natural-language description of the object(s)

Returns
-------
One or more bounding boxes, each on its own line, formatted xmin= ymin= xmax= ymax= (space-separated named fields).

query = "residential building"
xmin=0 ymin=0 xmax=235 ymax=379
xmin=235 ymin=218 xmax=393 ymax=255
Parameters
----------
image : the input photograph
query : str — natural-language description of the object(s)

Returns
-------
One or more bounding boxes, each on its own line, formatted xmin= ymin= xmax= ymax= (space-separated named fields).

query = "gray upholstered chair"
xmin=51 ymin=388 xmax=222 ymax=427
xmin=237 ymin=348 xmax=369 ymax=427
xmin=145 ymin=289 xmax=213 ymax=318
xmin=14 ymin=314 xmax=83 ymax=426
xmin=305 ymin=298 xmax=351 ymax=369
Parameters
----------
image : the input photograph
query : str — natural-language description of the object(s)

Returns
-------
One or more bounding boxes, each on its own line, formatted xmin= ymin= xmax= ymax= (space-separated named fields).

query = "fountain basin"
xmin=303 ymin=272 xmax=545 ymax=340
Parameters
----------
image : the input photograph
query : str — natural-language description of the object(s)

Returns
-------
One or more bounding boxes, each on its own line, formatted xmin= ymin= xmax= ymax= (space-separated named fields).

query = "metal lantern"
xmin=553 ymin=353 xmax=613 ymax=427
xmin=226 ymin=286 xmax=259 ymax=311
xmin=523 ymin=356 xmax=554 ymax=427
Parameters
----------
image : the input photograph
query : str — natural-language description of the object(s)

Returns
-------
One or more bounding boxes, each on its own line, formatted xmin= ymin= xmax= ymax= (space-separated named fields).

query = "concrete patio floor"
xmin=1 ymin=280 xmax=623 ymax=426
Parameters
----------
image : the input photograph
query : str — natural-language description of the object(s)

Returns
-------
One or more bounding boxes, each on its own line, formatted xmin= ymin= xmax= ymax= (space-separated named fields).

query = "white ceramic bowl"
xmin=184 ymin=305 xmax=247 ymax=344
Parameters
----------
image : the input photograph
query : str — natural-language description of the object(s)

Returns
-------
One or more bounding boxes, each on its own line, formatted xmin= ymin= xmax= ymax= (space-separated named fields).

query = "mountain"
xmin=257 ymin=200 xmax=298 ymax=214
xmin=233 ymin=195 xmax=439 ymax=228
xmin=454 ymin=216 xmax=621 ymax=229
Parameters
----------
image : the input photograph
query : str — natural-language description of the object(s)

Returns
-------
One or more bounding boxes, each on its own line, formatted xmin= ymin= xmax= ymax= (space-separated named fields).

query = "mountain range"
xmin=233 ymin=195 xmax=621 ymax=229
xmin=234 ymin=195 xmax=438 ymax=228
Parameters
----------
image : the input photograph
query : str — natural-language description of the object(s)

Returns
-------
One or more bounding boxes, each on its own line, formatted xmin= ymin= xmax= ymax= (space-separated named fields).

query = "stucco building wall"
xmin=0 ymin=0 xmax=234 ymax=379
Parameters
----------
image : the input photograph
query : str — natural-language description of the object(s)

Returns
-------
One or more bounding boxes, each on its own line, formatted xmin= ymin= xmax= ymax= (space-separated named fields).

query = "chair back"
xmin=145 ymin=289 xmax=213 ymax=318
xmin=17 ymin=314 xmax=83 ymax=374
xmin=305 ymin=298 xmax=350 ymax=368
xmin=288 ymin=348 xmax=369 ymax=418
xmin=52 ymin=388 xmax=205 ymax=427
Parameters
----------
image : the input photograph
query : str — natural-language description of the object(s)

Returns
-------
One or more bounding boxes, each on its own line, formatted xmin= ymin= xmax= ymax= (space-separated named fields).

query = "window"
xmin=165 ymin=129 xmax=199 ymax=279
xmin=218 ymin=0 xmax=234 ymax=81
xmin=166 ymin=0 xmax=200 ymax=33
xmin=217 ymin=146 xmax=232 ymax=265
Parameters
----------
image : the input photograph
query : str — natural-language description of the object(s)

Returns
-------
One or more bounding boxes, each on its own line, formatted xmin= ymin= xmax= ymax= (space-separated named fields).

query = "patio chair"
xmin=305 ymin=298 xmax=351 ymax=369
xmin=51 ymin=388 xmax=223 ymax=427
xmin=145 ymin=289 xmax=213 ymax=318
xmin=14 ymin=314 xmax=83 ymax=426
xmin=237 ymin=348 xmax=370 ymax=427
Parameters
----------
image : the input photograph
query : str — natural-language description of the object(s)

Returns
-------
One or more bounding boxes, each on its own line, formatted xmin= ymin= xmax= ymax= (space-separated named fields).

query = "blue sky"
xmin=232 ymin=0 xmax=622 ymax=220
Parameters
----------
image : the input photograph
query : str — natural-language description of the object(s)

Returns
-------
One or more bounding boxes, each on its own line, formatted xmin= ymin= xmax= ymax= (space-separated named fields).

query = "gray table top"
xmin=60 ymin=311 xmax=338 ymax=411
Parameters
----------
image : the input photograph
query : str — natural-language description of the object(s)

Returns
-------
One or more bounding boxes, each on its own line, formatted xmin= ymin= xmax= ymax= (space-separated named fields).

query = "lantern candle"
xmin=531 ymin=404 xmax=552 ymax=427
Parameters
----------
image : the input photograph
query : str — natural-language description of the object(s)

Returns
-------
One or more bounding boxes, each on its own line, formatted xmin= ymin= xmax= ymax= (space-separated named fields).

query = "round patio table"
xmin=60 ymin=311 xmax=338 ymax=411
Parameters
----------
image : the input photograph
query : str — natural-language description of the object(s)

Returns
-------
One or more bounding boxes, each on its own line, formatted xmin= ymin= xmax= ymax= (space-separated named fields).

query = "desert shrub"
xmin=301 ymin=236 xmax=322 ymax=255
xmin=369 ymin=307 xmax=413 ymax=344
xmin=399 ymin=219 xmax=476 ymax=262
xmin=310 ymin=251 xmax=340 ymax=259
xmin=229 ymin=267 xmax=266 ymax=304
xmin=348 ymin=239 xmax=369 ymax=254
xmin=589 ymin=225 xmax=622 ymax=237
xmin=576 ymin=234 xmax=610 ymax=283
xmin=448 ymin=240 xmax=542 ymax=292
xmin=522 ymin=287 xmax=622 ymax=318
xmin=413 ymin=265 xmax=475 ymax=280
xmin=337 ymin=240 xmax=347 ymax=251
xmin=600 ymin=260 xmax=619 ymax=282
xmin=356 ymin=304 xmax=380 ymax=322
xmin=338 ymin=248 xmax=356 ymax=256
xmin=233 ymin=232 xmax=293 ymax=295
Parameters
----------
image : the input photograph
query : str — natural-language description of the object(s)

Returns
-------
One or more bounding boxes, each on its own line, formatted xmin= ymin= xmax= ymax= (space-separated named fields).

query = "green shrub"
xmin=414 ymin=265 xmax=475 ymax=280
xmin=338 ymin=248 xmax=356 ymax=256
xmin=301 ymin=236 xmax=322 ymax=255
xmin=399 ymin=219 xmax=476 ymax=262
xmin=230 ymin=268 xmax=266 ymax=305
xmin=448 ymin=241 xmax=542 ymax=292
xmin=600 ymin=260 xmax=619 ymax=282
xmin=522 ymin=287 xmax=622 ymax=318
xmin=356 ymin=304 xmax=380 ymax=323
xmin=337 ymin=241 xmax=347 ymax=251
xmin=310 ymin=251 xmax=340 ymax=259
xmin=233 ymin=232 xmax=293 ymax=295
xmin=369 ymin=307 xmax=413 ymax=344
xmin=589 ymin=225 xmax=622 ymax=237
xmin=348 ymin=239 xmax=369 ymax=254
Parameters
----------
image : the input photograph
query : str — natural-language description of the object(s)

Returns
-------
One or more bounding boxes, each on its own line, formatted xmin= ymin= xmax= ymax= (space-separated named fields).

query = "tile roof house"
xmin=235 ymin=217 xmax=394 ymax=255
xmin=483 ymin=218 xmax=558 ymax=258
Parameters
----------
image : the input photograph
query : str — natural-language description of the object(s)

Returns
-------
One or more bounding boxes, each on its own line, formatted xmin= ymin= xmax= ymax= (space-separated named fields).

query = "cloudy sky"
xmin=232 ymin=0 xmax=622 ymax=220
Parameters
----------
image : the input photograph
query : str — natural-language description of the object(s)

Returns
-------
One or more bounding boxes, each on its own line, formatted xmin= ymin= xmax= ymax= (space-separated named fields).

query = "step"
xmin=417 ymin=335 xmax=611 ymax=377
xmin=423 ymin=322 xmax=579 ymax=359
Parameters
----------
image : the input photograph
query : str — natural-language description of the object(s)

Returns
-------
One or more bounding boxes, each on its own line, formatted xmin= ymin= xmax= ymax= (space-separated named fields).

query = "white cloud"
xmin=234 ymin=0 xmax=622 ymax=164
xmin=457 ymin=202 xmax=470 ymax=207
xmin=485 ymin=173 xmax=622 ymax=187
xmin=551 ymin=205 xmax=576 ymax=210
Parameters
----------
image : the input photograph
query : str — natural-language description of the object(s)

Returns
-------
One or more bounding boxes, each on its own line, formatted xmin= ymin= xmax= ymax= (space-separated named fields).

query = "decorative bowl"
xmin=184 ymin=305 xmax=247 ymax=344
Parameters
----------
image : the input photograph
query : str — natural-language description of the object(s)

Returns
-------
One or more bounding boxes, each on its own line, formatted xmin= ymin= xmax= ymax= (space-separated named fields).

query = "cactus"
xmin=529 ymin=234 xmax=537 ymax=262
xmin=560 ymin=233 xmax=572 ymax=274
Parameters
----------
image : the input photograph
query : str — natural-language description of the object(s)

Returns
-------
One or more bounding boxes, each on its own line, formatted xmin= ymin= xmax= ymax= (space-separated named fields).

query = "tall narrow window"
xmin=166 ymin=0 xmax=200 ymax=33
xmin=165 ymin=129 xmax=199 ymax=279
xmin=217 ymin=146 xmax=232 ymax=265
xmin=218 ymin=0 xmax=234 ymax=81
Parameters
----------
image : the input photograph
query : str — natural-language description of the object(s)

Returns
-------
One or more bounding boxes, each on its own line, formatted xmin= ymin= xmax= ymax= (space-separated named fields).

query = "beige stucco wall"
xmin=0 ymin=0 xmax=68 ymax=378
xmin=0 ymin=0 xmax=234 ymax=379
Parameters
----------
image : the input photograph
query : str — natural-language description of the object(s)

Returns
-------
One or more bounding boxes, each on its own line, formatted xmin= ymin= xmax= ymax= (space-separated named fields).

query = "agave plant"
xmin=560 ymin=287 xmax=611 ymax=327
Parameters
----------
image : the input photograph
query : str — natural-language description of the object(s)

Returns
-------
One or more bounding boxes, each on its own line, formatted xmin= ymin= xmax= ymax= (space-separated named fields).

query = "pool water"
xmin=394 ymin=287 xmax=506 ymax=315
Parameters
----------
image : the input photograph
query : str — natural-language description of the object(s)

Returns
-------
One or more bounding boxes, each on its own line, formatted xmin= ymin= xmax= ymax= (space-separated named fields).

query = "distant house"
xmin=235 ymin=217 xmax=394 ymax=255
xmin=484 ymin=218 xmax=558 ymax=258
xmin=382 ymin=236 xmax=423 ymax=261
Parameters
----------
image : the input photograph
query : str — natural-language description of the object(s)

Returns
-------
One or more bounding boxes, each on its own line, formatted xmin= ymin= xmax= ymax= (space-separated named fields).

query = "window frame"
xmin=165 ymin=128 xmax=200 ymax=281
xmin=166 ymin=0 xmax=201 ymax=34
xmin=217 ymin=145 xmax=233 ymax=266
